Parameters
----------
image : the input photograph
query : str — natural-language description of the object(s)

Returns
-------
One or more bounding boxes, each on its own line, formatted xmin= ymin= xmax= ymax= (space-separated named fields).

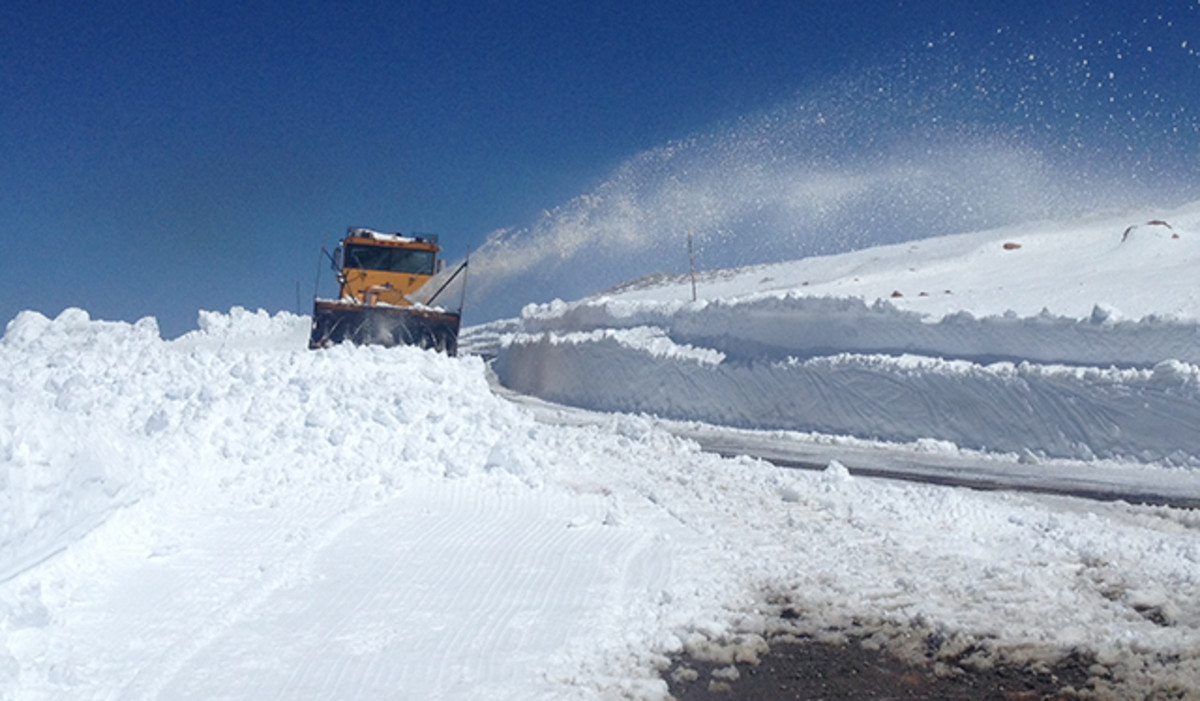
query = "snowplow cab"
xmin=337 ymin=228 xmax=442 ymax=306
xmin=309 ymin=228 xmax=462 ymax=354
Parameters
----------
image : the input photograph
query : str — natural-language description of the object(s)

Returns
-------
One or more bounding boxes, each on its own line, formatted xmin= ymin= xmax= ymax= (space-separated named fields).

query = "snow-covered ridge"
xmin=597 ymin=204 xmax=1200 ymax=321
xmin=494 ymin=203 xmax=1200 ymax=464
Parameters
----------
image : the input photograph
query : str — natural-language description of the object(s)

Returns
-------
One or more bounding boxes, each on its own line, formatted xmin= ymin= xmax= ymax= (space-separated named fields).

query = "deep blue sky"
xmin=2 ymin=1 xmax=1197 ymax=337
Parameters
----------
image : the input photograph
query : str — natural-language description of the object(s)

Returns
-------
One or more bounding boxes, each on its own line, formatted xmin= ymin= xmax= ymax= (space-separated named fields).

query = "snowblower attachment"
xmin=309 ymin=228 xmax=465 ymax=355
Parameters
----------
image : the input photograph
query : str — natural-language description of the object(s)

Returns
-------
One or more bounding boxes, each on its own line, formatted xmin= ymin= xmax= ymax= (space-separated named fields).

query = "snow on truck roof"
xmin=347 ymin=227 xmax=438 ymax=245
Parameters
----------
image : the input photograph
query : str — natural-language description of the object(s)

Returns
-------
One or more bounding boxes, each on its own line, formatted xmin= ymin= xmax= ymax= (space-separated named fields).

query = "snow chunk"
xmin=822 ymin=460 xmax=853 ymax=483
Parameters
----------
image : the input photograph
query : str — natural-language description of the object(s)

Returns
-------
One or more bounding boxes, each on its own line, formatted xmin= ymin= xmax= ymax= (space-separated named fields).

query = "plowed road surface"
xmin=39 ymin=480 xmax=674 ymax=700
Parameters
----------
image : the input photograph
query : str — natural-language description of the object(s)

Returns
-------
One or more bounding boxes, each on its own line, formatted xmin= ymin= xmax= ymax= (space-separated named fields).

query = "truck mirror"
xmin=437 ymin=259 xmax=445 ymax=273
xmin=332 ymin=246 xmax=342 ymax=271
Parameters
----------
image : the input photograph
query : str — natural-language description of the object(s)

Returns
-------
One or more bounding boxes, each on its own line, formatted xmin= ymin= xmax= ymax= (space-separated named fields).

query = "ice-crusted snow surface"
xmin=2 ymin=205 xmax=1200 ymax=700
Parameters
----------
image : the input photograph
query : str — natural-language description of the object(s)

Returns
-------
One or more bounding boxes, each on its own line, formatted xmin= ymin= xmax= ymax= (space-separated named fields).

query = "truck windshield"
xmin=344 ymin=244 xmax=436 ymax=276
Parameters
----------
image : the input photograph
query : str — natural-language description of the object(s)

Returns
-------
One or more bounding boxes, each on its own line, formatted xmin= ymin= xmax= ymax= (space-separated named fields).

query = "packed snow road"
xmin=56 ymin=480 xmax=675 ymax=701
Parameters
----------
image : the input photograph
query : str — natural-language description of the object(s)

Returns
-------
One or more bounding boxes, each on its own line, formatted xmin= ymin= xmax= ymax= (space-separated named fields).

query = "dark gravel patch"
xmin=664 ymin=634 xmax=1094 ymax=700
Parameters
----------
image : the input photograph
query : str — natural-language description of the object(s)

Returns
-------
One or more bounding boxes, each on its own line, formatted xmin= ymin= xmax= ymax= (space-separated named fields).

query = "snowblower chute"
xmin=309 ymin=228 xmax=465 ymax=355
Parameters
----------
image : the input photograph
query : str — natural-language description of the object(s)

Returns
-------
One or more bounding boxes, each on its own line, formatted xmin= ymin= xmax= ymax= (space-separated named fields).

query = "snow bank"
xmin=495 ymin=320 xmax=1200 ymax=464
xmin=518 ymin=294 xmax=1200 ymax=368
xmin=1 ymin=310 xmax=162 ymax=583
xmin=0 ymin=306 xmax=504 ymax=583
xmin=495 ymin=206 xmax=1200 ymax=464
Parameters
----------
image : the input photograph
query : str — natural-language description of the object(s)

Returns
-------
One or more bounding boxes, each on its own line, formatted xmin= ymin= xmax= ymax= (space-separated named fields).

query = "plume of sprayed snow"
xmin=464 ymin=126 xmax=1057 ymax=321
xmin=461 ymin=49 xmax=1197 ymax=324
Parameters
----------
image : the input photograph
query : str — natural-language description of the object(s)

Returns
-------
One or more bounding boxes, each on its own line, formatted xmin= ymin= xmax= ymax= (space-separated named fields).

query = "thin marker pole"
xmin=687 ymin=229 xmax=698 ymax=302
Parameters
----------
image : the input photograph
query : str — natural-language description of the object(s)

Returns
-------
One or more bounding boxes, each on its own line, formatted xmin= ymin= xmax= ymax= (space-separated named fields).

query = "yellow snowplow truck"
xmin=309 ymin=227 xmax=465 ymax=355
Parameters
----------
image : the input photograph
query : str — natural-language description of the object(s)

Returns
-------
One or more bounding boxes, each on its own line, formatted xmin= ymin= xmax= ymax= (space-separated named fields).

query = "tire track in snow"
xmin=5 ymin=483 xmax=374 ymax=701
xmin=149 ymin=479 xmax=667 ymax=701
xmin=111 ymin=495 xmax=372 ymax=701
